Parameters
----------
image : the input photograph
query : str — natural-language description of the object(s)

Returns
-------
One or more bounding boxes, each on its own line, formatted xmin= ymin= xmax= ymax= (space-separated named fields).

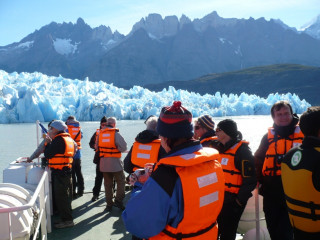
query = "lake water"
xmin=0 ymin=116 xmax=273 ymax=191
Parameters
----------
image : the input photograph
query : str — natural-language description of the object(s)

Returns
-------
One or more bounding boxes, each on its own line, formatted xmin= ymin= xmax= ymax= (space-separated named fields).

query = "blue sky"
xmin=0 ymin=0 xmax=319 ymax=46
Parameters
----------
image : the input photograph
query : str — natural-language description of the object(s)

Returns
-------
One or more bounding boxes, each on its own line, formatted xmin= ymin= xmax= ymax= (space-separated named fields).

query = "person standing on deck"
xmin=44 ymin=120 xmax=76 ymax=229
xmin=122 ymin=101 xmax=225 ymax=239
xmin=66 ymin=115 xmax=84 ymax=198
xmin=96 ymin=117 xmax=127 ymax=211
xmin=255 ymin=100 xmax=304 ymax=240
xmin=281 ymin=106 xmax=320 ymax=240
xmin=123 ymin=115 xmax=166 ymax=175
xmin=212 ymin=119 xmax=256 ymax=240
xmin=193 ymin=114 xmax=216 ymax=147
xmin=89 ymin=116 xmax=107 ymax=202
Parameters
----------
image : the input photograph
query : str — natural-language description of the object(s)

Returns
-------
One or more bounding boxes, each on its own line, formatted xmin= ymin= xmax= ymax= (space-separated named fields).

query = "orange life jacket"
xmin=48 ymin=133 xmax=75 ymax=170
xmin=218 ymin=141 xmax=248 ymax=194
xmin=67 ymin=125 xmax=82 ymax=149
xmin=262 ymin=126 xmax=303 ymax=176
xmin=131 ymin=139 xmax=161 ymax=171
xmin=150 ymin=147 xmax=225 ymax=240
xmin=98 ymin=128 xmax=121 ymax=158
xmin=200 ymin=136 xmax=217 ymax=144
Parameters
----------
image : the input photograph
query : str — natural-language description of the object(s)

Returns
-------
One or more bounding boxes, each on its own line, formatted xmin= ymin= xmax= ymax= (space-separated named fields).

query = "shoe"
xmin=105 ymin=205 xmax=112 ymax=212
xmin=54 ymin=220 xmax=74 ymax=229
xmin=77 ymin=190 xmax=83 ymax=197
xmin=114 ymin=201 xmax=125 ymax=210
xmin=91 ymin=195 xmax=99 ymax=202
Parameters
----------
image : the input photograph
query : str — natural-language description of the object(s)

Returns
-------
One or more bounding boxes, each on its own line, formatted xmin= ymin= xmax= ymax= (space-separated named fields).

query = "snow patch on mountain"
xmin=53 ymin=38 xmax=79 ymax=55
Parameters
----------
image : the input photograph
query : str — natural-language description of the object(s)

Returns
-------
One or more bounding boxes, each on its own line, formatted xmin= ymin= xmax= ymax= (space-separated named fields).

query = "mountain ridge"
xmin=0 ymin=11 xmax=320 ymax=89
xmin=144 ymin=64 xmax=320 ymax=105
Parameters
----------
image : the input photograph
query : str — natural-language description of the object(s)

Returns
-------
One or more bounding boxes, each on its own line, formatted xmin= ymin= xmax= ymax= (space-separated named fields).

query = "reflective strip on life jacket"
xmin=131 ymin=139 xmax=161 ymax=171
xmin=150 ymin=147 xmax=224 ymax=240
xmin=218 ymin=141 xmax=248 ymax=194
xmin=262 ymin=126 xmax=303 ymax=176
xmin=48 ymin=133 xmax=75 ymax=170
xmin=98 ymin=128 xmax=121 ymax=158
xmin=67 ymin=125 xmax=82 ymax=149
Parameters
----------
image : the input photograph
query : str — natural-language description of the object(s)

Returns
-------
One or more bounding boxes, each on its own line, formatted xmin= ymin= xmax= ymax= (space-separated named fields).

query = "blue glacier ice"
xmin=0 ymin=70 xmax=311 ymax=123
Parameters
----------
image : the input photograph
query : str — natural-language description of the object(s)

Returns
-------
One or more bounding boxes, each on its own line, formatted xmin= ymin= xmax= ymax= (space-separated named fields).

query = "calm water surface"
xmin=0 ymin=116 xmax=273 ymax=190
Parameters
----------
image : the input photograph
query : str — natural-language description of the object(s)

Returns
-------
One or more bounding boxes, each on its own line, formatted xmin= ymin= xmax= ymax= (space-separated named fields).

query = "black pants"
xmin=92 ymin=161 xmax=103 ymax=196
xmin=72 ymin=158 xmax=84 ymax=193
xmin=217 ymin=199 xmax=246 ymax=240
xmin=52 ymin=169 xmax=73 ymax=221
xmin=263 ymin=195 xmax=293 ymax=240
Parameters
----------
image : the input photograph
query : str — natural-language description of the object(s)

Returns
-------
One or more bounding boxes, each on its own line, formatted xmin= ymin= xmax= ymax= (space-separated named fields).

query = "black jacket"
xmin=211 ymin=132 xmax=256 ymax=205
xmin=124 ymin=130 xmax=166 ymax=174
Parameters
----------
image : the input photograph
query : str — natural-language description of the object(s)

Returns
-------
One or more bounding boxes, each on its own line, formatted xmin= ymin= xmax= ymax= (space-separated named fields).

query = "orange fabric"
xmin=98 ymin=128 xmax=121 ymax=158
xmin=48 ymin=133 xmax=75 ymax=170
xmin=218 ymin=141 xmax=248 ymax=194
xmin=151 ymin=147 xmax=225 ymax=240
xmin=262 ymin=126 xmax=303 ymax=176
xmin=67 ymin=125 xmax=82 ymax=149
xmin=200 ymin=136 xmax=217 ymax=144
xmin=131 ymin=139 xmax=161 ymax=171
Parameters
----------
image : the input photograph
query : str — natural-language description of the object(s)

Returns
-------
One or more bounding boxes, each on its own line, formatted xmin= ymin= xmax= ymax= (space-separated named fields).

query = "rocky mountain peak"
xmin=301 ymin=14 xmax=320 ymax=39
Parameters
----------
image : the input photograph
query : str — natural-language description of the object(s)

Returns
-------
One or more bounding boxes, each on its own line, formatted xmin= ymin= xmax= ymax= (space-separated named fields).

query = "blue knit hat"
xmin=156 ymin=101 xmax=193 ymax=138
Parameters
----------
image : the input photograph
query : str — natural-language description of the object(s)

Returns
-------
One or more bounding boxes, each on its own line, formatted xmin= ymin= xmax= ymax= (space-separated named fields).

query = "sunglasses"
xmin=216 ymin=127 xmax=222 ymax=132
xmin=101 ymin=123 xmax=107 ymax=126
xmin=194 ymin=125 xmax=201 ymax=130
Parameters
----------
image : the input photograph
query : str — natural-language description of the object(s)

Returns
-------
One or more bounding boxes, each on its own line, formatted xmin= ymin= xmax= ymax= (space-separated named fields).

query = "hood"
xmin=135 ymin=130 xmax=159 ymax=143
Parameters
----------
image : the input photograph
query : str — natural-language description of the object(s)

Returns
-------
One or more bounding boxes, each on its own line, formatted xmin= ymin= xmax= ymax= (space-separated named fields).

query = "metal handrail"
xmin=0 ymin=170 xmax=51 ymax=240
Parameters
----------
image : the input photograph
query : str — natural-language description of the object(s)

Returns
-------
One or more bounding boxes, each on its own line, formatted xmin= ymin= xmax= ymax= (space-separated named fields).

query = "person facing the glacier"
xmin=123 ymin=115 xmax=166 ymax=175
xmin=255 ymin=100 xmax=304 ymax=240
xmin=96 ymin=117 xmax=127 ymax=212
xmin=66 ymin=115 xmax=84 ymax=198
xmin=44 ymin=120 xmax=76 ymax=229
xmin=122 ymin=101 xmax=225 ymax=239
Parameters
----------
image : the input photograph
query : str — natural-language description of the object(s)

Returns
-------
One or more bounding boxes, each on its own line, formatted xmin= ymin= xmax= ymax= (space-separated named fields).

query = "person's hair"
xmin=299 ymin=106 xmax=320 ymax=137
xmin=166 ymin=137 xmax=192 ymax=150
xmin=145 ymin=116 xmax=158 ymax=131
xmin=271 ymin=100 xmax=293 ymax=118
xmin=67 ymin=115 xmax=76 ymax=121
xmin=48 ymin=119 xmax=56 ymax=127
xmin=107 ymin=117 xmax=116 ymax=126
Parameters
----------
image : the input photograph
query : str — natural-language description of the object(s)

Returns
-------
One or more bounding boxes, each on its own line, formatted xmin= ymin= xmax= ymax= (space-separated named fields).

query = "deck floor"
xmin=48 ymin=190 xmax=244 ymax=240
xmin=48 ymin=190 xmax=132 ymax=240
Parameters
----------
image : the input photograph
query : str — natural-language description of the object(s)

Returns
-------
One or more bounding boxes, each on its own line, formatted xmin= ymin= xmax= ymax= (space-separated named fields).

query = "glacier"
xmin=0 ymin=70 xmax=311 ymax=124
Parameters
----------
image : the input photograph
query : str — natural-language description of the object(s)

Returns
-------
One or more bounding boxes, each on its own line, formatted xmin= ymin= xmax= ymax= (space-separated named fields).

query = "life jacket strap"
xmin=162 ymin=221 xmax=217 ymax=240
xmin=225 ymin=182 xmax=241 ymax=189
xmin=223 ymin=169 xmax=241 ymax=175
xmin=285 ymin=194 xmax=320 ymax=221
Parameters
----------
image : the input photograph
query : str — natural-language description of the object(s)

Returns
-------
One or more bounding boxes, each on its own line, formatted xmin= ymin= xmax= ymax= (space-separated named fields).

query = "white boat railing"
xmin=0 ymin=170 xmax=51 ymax=240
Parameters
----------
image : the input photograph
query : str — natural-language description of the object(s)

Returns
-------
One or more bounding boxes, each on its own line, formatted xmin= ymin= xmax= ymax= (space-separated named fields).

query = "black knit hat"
xmin=299 ymin=106 xmax=320 ymax=137
xmin=100 ymin=116 xmax=107 ymax=124
xmin=217 ymin=119 xmax=238 ymax=139
xmin=156 ymin=101 xmax=193 ymax=138
xmin=198 ymin=115 xmax=215 ymax=130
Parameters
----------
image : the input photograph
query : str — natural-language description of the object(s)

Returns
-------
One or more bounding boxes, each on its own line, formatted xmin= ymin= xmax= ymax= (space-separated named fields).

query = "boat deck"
xmin=48 ymin=190 xmax=132 ymax=240
xmin=48 ymin=190 xmax=244 ymax=240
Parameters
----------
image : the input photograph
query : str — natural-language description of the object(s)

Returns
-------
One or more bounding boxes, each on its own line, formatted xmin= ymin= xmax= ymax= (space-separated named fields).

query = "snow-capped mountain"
xmin=0 ymin=11 xmax=320 ymax=88
xmin=300 ymin=14 xmax=320 ymax=39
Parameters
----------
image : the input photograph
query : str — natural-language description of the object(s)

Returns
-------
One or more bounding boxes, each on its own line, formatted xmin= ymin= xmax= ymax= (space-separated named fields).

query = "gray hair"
xmin=107 ymin=117 xmax=116 ymax=126
xmin=145 ymin=116 xmax=158 ymax=131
